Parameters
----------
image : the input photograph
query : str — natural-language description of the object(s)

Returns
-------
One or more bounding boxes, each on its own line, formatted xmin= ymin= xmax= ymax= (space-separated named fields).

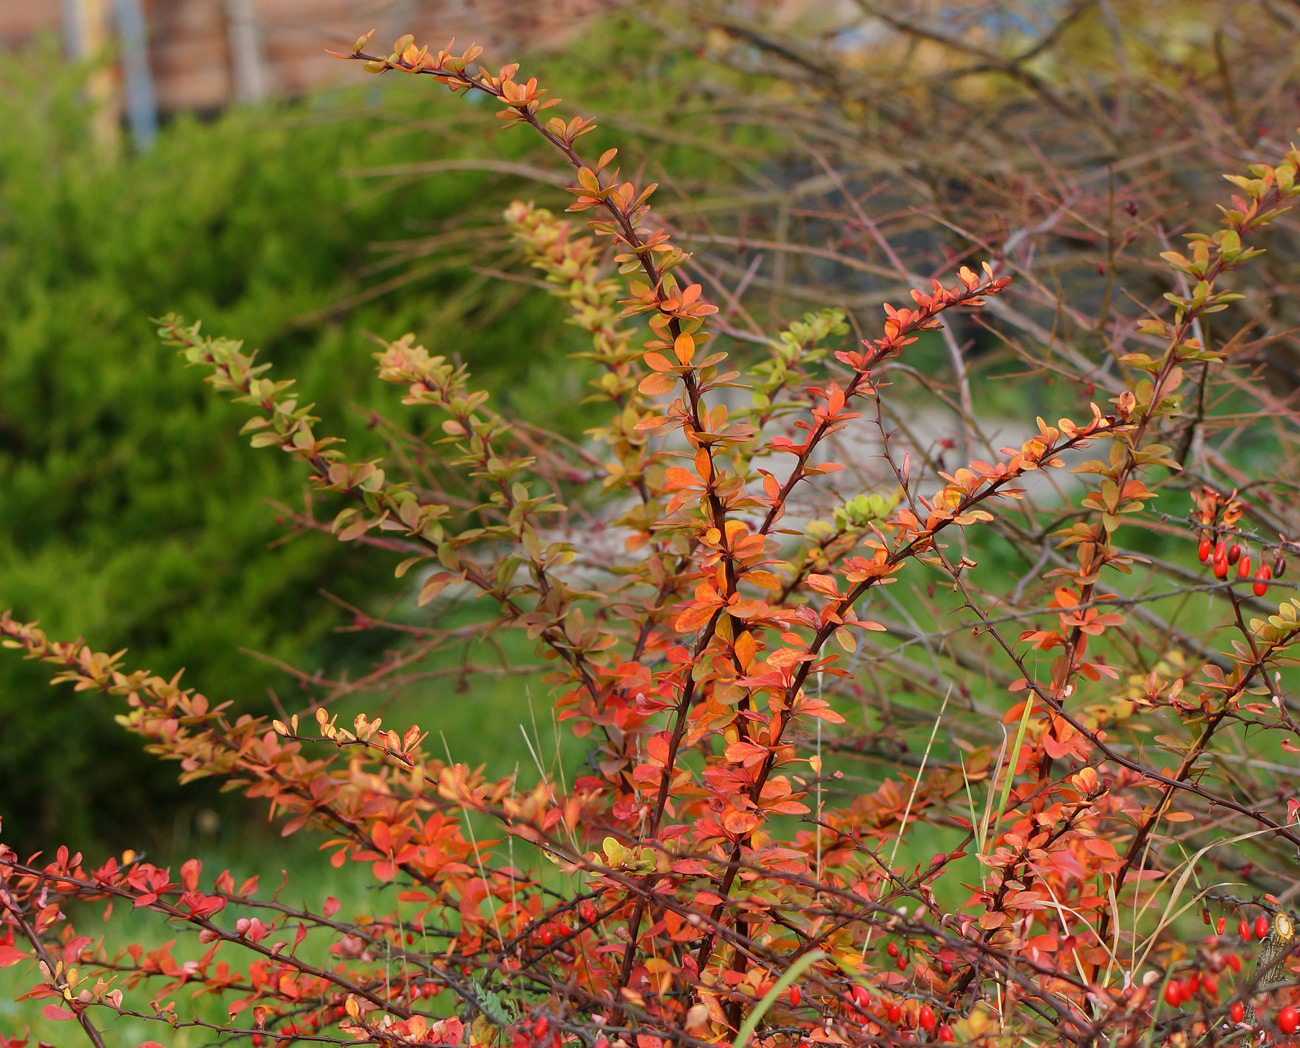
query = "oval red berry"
xmin=919 ymin=1005 xmax=936 ymax=1032
xmin=1230 ymin=1001 xmax=1245 ymax=1023
xmin=1238 ymin=555 xmax=1252 ymax=578
xmin=1164 ymin=981 xmax=1181 ymax=1007
xmin=1256 ymin=914 xmax=1271 ymax=940
xmin=1199 ymin=538 xmax=1212 ymax=562
xmin=1279 ymin=1005 xmax=1299 ymax=1035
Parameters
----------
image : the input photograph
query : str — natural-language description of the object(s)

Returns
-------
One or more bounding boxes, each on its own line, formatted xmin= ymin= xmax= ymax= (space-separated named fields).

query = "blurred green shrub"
xmin=0 ymin=23 xmax=760 ymax=856
xmin=0 ymin=45 xmax=586 ymax=854
xmin=0 ymin=16 xmax=774 ymax=858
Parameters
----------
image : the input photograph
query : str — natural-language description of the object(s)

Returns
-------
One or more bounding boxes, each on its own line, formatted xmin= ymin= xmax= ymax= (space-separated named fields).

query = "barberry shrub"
xmin=3 ymin=24 xmax=1300 ymax=1048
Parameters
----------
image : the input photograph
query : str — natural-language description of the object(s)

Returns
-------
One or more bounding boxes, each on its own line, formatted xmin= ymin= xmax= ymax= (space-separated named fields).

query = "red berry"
xmin=1228 ymin=953 xmax=1242 ymax=972
xmin=1274 ymin=554 xmax=1287 ymax=578
xmin=1254 ymin=563 xmax=1272 ymax=598
xmin=1238 ymin=555 xmax=1252 ymax=578
xmin=887 ymin=1001 xmax=902 ymax=1023
xmin=789 ymin=985 xmax=801 ymax=1007
xmin=1240 ymin=920 xmax=1251 ymax=941
xmin=896 ymin=954 xmax=907 ymax=970
xmin=1217 ymin=916 xmax=1226 ymax=934
xmin=1256 ymin=915 xmax=1271 ymax=940
xmin=1231 ymin=1001 xmax=1245 ymax=1023
xmin=941 ymin=960 xmax=953 ymax=974
xmin=1215 ymin=540 xmax=1226 ymax=561
xmin=1214 ymin=554 xmax=1229 ymax=580
xmin=1165 ymin=981 xmax=1181 ymax=1008
xmin=1228 ymin=542 xmax=1241 ymax=565
xmin=850 ymin=984 xmax=871 ymax=1011
xmin=1203 ymin=973 xmax=1218 ymax=996
xmin=1187 ymin=974 xmax=1200 ymax=995
xmin=938 ymin=1025 xmax=955 ymax=1043
xmin=919 ymin=1005 xmax=936 ymax=1032
xmin=252 ymin=1038 xmax=263 ymax=1048
xmin=887 ymin=942 xmax=900 ymax=957
xmin=1279 ymin=1005 xmax=1299 ymax=1035
xmin=533 ymin=1016 xmax=549 ymax=1038
xmin=1199 ymin=538 xmax=1213 ymax=563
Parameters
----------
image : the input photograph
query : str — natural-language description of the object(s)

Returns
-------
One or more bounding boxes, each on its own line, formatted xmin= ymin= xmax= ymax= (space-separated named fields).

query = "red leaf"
xmin=0 ymin=945 xmax=30 ymax=969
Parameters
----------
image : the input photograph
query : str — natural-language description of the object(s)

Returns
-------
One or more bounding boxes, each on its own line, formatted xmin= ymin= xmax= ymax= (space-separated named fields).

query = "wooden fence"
xmin=0 ymin=0 xmax=596 ymax=130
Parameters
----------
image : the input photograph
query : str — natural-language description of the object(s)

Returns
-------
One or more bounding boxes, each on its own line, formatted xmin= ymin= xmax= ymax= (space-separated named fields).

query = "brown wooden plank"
xmin=0 ymin=0 xmax=598 ymax=110
xmin=0 ymin=5 xmax=63 ymax=48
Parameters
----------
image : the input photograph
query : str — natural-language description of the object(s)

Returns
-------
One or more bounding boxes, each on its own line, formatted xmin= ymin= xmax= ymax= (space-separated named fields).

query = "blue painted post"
xmin=114 ymin=0 xmax=158 ymax=151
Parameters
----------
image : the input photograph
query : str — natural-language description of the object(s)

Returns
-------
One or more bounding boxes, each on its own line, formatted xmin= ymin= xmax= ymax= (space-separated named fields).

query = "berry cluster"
xmin=1198 ymin=536 xmax=1283 ymax=595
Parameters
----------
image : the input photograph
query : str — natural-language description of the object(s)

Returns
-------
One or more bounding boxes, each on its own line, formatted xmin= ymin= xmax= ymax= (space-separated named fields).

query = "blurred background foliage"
xmin=0 ymin=20 xmax=759 ymax=855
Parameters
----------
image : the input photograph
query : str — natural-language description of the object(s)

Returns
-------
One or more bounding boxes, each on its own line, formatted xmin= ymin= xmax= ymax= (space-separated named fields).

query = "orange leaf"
xmin=721 ymin=809 xmax=760 ymax=835
xmin=723 ymin=740 xmax=769 ymax=767
xmin=638 ymin=372 xmax=677 ymax=396
xmin=674 ymin=332 xmax=696 ymax=365
xmin=734 ymin=631 xmax=758 ymax=670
